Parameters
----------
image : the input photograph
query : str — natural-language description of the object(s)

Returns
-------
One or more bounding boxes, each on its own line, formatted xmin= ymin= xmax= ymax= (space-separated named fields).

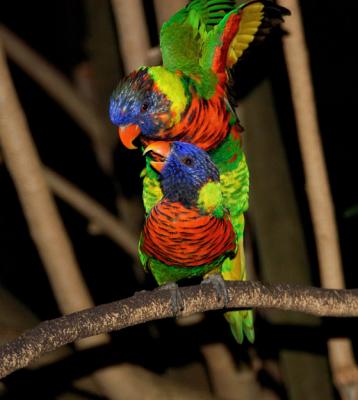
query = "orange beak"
xmin=118 ymin=124 xmax=141 ymax=149
xmin=143 ymin=141 xmax=172 ymax=173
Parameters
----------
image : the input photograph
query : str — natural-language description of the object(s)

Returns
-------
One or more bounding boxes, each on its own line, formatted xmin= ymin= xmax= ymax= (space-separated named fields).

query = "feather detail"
xmin=208 ymin=1 xmax=290 ymax=76
xmin=142 ymin=91 xmax=237 ymax=152
xmin=226 ymin=2 xmax=265 ymax=68
xmin=142 ymin=173 xmax=163 ymax=214
xmin=141 ymin=199 xmax=236 ymax=268
xmin=222 ymin=238 xmax=255 ymax=344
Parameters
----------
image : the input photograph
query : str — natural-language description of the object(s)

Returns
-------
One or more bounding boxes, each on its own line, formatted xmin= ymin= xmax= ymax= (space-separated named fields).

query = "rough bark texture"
xmin=1 ymin=281 xmax=358 ymax=379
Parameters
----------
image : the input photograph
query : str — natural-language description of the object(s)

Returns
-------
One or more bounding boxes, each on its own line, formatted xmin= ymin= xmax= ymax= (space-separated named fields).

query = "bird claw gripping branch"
xmin=157 ymin=282 xmax=185 ymax=316
xmin=201 ymin=273 xmax=230 ymax=307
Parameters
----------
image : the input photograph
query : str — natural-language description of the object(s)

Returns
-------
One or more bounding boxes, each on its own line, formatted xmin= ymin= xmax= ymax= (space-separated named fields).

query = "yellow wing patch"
xmin=148 ymin=66 xmax=187 ymax=124
xmin=227 ymin=3 xmax=265 ymax=68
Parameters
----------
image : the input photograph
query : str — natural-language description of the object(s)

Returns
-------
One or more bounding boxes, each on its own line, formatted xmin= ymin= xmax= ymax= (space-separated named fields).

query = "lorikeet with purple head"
xmin=109 ymin=0 xmax=290 ymax=343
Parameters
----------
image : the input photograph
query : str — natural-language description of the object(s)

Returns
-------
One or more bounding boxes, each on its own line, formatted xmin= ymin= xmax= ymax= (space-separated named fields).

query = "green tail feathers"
xmin=221 ymin=236 xmax=254 ymax=344
xmin=225 ymin=309 xmax=255 ymax=344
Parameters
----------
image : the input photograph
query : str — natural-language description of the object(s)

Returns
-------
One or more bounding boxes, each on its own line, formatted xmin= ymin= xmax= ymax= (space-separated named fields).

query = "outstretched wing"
xmin=202 ymin=1 xmax=290 ymax=76
xmin=160 ymin=0 xmax=237 ymax=74
xmin=160 ymin=1 xmax=289 ymax=97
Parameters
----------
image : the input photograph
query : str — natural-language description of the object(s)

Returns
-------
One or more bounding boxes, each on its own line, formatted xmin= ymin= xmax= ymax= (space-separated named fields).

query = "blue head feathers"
xmin=144 ymin=141 xmax=219 ymax=206
xmin=109 ymin=67 xmax=171 ymax=137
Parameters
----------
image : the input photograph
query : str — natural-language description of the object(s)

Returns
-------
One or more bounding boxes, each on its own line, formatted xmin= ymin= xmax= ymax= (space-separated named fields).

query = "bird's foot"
xmin=157 ymin=282 xmax=184 ymax=316
xmin=201 ymin=274 xmax=229 ymax=307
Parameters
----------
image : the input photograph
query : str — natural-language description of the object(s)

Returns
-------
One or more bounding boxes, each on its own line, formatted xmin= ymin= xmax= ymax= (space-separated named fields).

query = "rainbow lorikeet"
xmin=109 ymin=0 xmax=290 ymax=343
xmin=139 ymin=141 xmax=241 ymax=331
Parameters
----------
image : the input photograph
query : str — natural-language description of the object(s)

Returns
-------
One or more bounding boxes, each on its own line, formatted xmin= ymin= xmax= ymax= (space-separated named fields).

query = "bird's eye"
xmin=182 ymin=157 xmax=193 ymax=167
xmin=141 ymin=102 xmax=149 ymax=112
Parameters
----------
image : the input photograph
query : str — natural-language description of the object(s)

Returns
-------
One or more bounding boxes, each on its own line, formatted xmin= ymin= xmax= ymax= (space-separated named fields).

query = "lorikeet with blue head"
xmin=139 ymin=141 xmax=245 ymax=335
xmin=109 ymin=0 xmax=290 ymax=343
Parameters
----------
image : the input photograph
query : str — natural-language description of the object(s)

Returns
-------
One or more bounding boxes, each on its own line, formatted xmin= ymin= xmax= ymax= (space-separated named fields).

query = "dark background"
xmin=0 ymin=1 xmax=357 ymax=398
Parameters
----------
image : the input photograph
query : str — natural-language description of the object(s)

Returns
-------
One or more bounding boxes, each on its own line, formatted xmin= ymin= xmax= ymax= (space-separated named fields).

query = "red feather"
xmin=143 ymin=92 xmax=241 ymax=152
xmin=142 ymin=200 xmax=236 ymax=267
xmin=212 ymin=14 xmax=241 ymax=74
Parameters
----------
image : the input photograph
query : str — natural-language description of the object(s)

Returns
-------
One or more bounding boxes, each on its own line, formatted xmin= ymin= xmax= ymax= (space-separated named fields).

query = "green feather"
xmin=160 ymin=1 xmax=239 ymax=99
xmin=213 ymin=135 xmax=253 ymax=344
xmin=142 ymin=158 xmax=163 ymax=214
xmin=225 ymin=308 xmax=255 ymax=344
xmin=145 ymin=254 xmax=229 ymax=286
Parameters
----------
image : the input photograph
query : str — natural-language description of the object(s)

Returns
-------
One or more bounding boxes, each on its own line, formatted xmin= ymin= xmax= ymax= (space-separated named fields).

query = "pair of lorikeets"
xmin=109 ymin=0 xmax=289 ymax=344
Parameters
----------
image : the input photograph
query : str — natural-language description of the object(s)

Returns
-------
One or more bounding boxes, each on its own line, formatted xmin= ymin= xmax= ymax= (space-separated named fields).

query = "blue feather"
xmin=109 ymin=68 xmax=171 ymax=136
xmin=159 ymin=142 xmax=219 ymax=207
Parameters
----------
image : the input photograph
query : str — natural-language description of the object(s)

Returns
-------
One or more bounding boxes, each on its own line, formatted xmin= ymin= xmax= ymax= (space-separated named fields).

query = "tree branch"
xmin=0 ymin=25 xmax=113 ymax=174
xmin=44 ymin=168 xmax=138 ymax=259
xmin=1 ymin=281 xmax=358 ymax=379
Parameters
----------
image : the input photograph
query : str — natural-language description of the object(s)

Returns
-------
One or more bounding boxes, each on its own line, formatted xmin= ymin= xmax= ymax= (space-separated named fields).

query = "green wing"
xmin=142 ymin=157 xmax=163 ymax=215
xmin=160 ymin=1 xmax=289 ymax=98
xmin=160 ymin=1 xmax=237 ymax=98
xmin=138 ymin=233 xmax=148 ymax=271
xmin=160 ymin=0 xmax=237 ymax=72
xmin=220 ymin=158 xmax=254 ymax=344
xmin=210 ymin=135 xmax=254 ymax=343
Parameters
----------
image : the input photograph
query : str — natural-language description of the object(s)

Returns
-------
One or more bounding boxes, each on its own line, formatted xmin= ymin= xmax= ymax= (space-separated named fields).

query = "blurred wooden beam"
xmin=111 ymin=0 xmax=150 ymax=73
xmin=201 ymin=343 xmax=278 ymax=400
xmin=153 ymin=0 xmax=187 ymax=30
xmin=0 ymin=36 xmax=95 ymax=325
xmin=241 ymin=80 xmax=334 ymax=400
xmin=44 ymin=168 xmax=138 ymax=258
xmin=0 ymin=32 xmax=217 ymax=400
xmin=278 ymin=1 xmax=358 ymax=398
xmin=0 ymin=25 xmax=113 ymax=174
xmin=0 ymin=35 xmax=170 ymax=400
xmin=82 ymin=0 xmax=123 ymax=163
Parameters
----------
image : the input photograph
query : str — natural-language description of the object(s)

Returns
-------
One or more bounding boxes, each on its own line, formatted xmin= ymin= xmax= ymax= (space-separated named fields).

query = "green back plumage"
xmin=160 ymin=1 xmax=237 ymax=98
xmin=160 ymin=0 xmax=237 ymax=71
xmin=160 ymin=0 xmax=289 ymax=101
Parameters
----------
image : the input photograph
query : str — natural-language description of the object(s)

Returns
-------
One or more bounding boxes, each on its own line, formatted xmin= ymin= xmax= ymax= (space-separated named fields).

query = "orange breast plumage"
xmin=141 ymin=199 xmax=236 ymax=267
